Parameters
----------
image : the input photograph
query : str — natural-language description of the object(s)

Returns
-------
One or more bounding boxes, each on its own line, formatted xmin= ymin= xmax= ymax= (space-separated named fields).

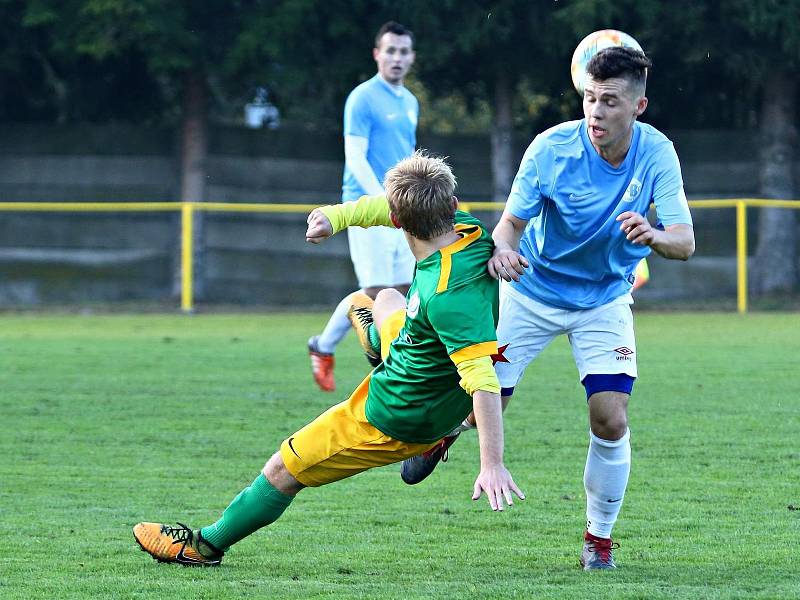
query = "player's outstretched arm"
xmin=471 ymin=390 xmax=525 ymax=511
xmin=306 ymin=196 xmax=394 ymax=245
xmin=489 ymin=211 xmax=530 ymax=281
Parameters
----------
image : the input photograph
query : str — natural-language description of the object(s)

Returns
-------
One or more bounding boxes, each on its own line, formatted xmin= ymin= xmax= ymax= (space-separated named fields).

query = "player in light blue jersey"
xmin=308 ymin=21 xmax=419 ymax=392
xmin=401 ymin=46 xmax=695 ymax=570
xmin=492 ymin=46 xmax=695 ymax=570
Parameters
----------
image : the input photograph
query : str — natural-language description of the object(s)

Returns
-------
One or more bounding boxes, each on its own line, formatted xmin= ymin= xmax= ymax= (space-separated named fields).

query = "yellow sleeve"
xmin=456 ymin=355 xmax=500 ymax=396
xmin=318 ymin=195 xmax=394 ymax=235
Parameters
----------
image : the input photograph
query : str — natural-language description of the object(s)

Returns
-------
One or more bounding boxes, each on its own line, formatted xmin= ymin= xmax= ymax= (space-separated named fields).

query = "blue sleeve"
xmin=410 ymin=96 xmax=419 ymax=146
xmin=651 ymin=144 xmax=693 ymax=227
xmin=505 ymin=140 xmax=544 ymax=220
xmin=344 ymin=89 xmax=372 ymax=138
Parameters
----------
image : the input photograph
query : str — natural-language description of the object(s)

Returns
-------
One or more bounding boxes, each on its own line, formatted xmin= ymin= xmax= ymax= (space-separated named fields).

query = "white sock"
xmin=447 ymin=418 xmax=476 ymax=437
xmin=316 ymin=293 xmax=355 ymax=354
xmin=584 ymin=428 xmax=631 ymax=539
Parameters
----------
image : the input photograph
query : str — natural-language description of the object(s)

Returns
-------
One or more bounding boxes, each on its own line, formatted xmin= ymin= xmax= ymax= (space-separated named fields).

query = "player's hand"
xmin=488 ymin=248 xmax=529 ymax=282
xmin=472 ymin=464 xmax=525 ymax=511
xmin=306 ymin=209 xmax=333 ymax=244
xmin=617 ymin=211 xmax=656 ymax=246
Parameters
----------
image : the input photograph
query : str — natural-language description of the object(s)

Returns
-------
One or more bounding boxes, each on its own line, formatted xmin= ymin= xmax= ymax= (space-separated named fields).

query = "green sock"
xmin=367 ymin=323 xmax=381 ymax=355
xmin=200 ymin=473 xmax=293 ymax=551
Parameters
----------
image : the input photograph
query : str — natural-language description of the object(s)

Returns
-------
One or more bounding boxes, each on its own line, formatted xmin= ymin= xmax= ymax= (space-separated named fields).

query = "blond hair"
xmin=384 ymin=150 xmax=456 ymax=240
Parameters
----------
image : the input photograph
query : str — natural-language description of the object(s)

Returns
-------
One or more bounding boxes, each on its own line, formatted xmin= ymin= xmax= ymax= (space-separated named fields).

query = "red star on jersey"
xmin=491 ymin=343 xmax=510 ymax=365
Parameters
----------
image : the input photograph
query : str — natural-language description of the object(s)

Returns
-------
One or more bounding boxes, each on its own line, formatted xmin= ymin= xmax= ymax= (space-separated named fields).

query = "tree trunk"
xmin=176 ymin=69 xmax=209 ymax=301
xmin=752 ymin=70 xmax=798 ymax=295
xmin=490 ymin=70 xmax=514 ymax=203
xmin=34 ymin=50 xmax=69 ymax=124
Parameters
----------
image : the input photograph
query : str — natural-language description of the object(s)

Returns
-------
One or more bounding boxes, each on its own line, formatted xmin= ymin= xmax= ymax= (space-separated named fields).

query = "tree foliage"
xmin=3 ymin=0 xmax=798 ymax=132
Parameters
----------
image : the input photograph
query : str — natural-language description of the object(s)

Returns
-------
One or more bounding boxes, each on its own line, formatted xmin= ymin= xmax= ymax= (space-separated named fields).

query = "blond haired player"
xmin=133 ymin=152 xmax=523 ymax=566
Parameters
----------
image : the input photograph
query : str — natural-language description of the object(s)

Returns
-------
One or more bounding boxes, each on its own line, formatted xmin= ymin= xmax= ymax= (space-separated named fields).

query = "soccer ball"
xmin=570 ymin=29 xmax=644 ymax=96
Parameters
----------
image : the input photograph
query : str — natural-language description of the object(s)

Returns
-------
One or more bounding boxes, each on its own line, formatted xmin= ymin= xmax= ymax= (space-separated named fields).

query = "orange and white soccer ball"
xmin=570 ymin=29 xmax=644 ymax=95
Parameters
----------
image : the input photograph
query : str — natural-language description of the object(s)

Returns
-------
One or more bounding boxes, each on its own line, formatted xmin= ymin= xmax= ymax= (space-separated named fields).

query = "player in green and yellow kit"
xmin=133 ymin=151 xmax=524 ymax=566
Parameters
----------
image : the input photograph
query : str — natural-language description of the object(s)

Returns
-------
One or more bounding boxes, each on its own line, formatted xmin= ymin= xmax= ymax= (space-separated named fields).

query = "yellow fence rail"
xmin=0 ymin=198 xmax=797 ymax=313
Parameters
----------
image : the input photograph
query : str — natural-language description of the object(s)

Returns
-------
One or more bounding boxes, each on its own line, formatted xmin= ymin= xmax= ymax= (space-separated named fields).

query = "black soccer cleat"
xmin=400 ymin=433 xmax=460 ymax=485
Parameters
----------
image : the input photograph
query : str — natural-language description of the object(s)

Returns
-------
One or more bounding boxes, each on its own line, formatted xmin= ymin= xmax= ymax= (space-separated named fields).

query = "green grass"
xmin=0 ymin=312 xmax=798 ymax=599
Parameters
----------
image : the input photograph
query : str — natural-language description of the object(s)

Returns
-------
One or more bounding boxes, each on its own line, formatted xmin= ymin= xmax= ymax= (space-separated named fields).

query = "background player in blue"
xmin=308 ymin=22 xmax=419 ymax=392
xmin=491 ymin=46 xmax=695 ymax=570
xmin=401 ymin=46 xmax=695 ymax=570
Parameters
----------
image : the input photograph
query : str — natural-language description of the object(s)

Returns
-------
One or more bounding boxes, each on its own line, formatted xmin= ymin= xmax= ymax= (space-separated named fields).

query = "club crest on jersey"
xmin=622 ymin=178 xmax=642 ymax=203
xmin=406 ymin=291 xmax=420 ymax=318
xmin=407 ymin=110 xmax=417 ymax=126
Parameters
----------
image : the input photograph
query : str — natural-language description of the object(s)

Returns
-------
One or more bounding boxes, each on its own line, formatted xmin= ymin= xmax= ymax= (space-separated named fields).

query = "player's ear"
xmin=635 ymin=96 xmax=648 ymax=117
xmin=390 ymin=211 xmax=402 ymax=229
xmin=451 ymin=196 xmax=459 ymax=211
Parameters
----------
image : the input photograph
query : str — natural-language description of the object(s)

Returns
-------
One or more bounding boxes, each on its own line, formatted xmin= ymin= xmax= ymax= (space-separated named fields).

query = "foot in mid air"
xmin=400 ymin=433 xmax=460 ymax=485
xmin=347 ymin=292 xmax=382 ymax=368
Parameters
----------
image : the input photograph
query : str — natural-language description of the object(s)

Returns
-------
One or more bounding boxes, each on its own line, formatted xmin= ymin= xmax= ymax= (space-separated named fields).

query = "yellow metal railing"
xmin=0 ymin=199 xmax=797 ymax=313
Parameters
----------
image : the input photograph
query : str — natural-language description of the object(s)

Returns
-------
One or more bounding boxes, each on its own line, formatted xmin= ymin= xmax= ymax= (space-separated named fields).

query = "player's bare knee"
xmin=375 ymin=287 xmax=404 ymax=305
xmin=588 ymin=392 xmax=629 ymax=440
xmin=262 ymin=452 xmax=304 ymax=496
xmin=374 ymin=288 xmax=407 ymax=328
xmin=590 ymin=414 xmax=628 ymax=440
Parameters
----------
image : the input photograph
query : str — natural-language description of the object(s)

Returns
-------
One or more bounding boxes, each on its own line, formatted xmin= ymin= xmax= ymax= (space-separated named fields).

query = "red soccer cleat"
xmin=308 ymin=335 xmax=335 ymax=392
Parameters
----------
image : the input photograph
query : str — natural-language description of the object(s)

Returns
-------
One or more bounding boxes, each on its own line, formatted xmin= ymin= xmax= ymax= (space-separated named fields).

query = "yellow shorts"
xmin=280 ymin=374 xmax=438 ymax=486
xmin=379 ymin=308 xmax=405 ymax=360
xmin=280 ymin=308 xmax=436 ymax=487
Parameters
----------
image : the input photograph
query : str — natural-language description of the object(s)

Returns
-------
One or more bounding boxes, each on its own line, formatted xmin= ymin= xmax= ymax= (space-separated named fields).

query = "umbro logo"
xmin=613 ymin=346 xmax=634 ymax=361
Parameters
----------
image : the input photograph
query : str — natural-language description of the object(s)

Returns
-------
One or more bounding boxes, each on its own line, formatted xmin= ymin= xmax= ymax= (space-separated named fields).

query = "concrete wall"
xmin=0 ymin=123 xmax=793 ymax=307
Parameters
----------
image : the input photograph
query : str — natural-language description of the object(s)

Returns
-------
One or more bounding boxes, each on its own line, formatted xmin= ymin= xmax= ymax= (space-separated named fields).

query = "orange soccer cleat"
xmin=308 ymin=335 xmax=336 ymax=392
xmin=347 ymin=292 xmax=382 ymax=368
xmin=133 ymin=522 xmax=223 ymax=567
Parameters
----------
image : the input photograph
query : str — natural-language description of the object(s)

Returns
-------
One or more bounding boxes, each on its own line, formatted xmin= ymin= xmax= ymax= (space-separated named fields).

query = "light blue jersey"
xmin=342 ymin=74 xmax=418 ymax=201
xmin=507 ymin=119 xmax=692 ymax=310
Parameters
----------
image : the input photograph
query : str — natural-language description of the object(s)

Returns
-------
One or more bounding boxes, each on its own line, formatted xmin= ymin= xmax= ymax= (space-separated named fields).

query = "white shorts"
xmin=347 ymin=226 xmax=415 ymax=289
xmin=494 ymin=284 xmax=638 ymax=388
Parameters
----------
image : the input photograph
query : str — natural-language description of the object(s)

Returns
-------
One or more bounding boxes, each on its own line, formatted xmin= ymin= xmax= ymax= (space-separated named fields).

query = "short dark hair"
xmin=374 ymin=21 xmax=414 ymax=48
xmin=586 ymin=46 xmax=652 ymax=91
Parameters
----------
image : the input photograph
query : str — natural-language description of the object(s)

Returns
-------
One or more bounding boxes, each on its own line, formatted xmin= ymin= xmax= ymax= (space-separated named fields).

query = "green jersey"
xmin=365 ymin=211 xmax=499 ymax=443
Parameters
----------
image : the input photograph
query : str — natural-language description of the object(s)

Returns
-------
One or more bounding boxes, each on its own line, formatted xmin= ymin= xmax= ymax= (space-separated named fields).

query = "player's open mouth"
xmin=590 ymin=125 xmax=605 ymax=137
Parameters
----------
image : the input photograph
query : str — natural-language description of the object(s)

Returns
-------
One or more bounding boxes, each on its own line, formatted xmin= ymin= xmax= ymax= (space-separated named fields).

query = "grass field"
xmin=0 ymin=311 xmax=798 ymax=599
